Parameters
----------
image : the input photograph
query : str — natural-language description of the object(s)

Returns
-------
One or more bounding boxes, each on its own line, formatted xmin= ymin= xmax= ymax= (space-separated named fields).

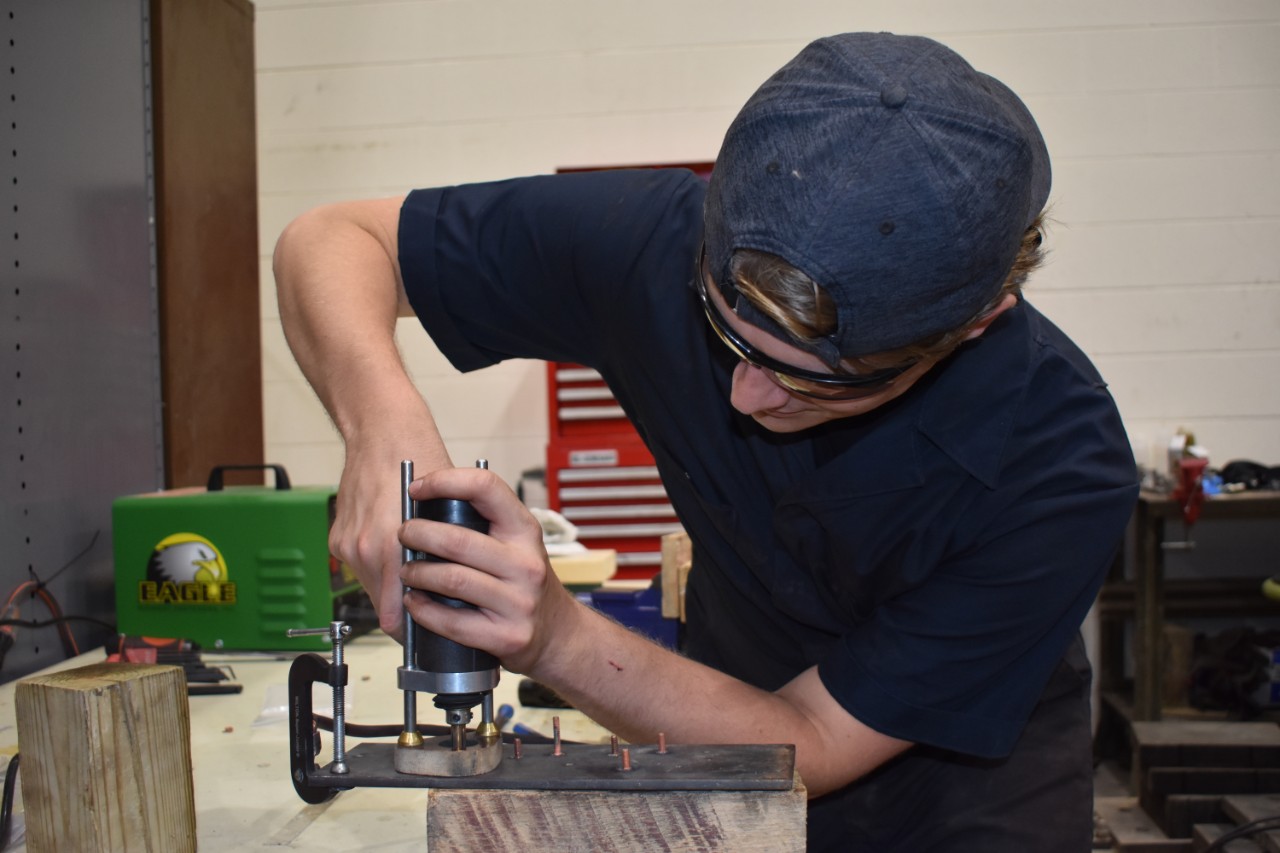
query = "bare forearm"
xmin=533 ymin=601 xmax=780 ymax=742
xmin=528 ymin=598 xmax=906 ymax=797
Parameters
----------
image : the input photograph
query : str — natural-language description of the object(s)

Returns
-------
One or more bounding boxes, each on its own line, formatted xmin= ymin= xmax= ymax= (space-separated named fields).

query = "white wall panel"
xmin=257 ymin=0 xmax=1280 ymax=491
xmin=1040 ymin=220 xmax=1280 ymax=291
xmin=259 ymin=108 xmax=734 ymax=193
xmin=1099 ymin=353 xmax=1280 ymax=419
xmin=1030 ymin=286 xmax=1280 ymax=354
xmin=264 ymin=376 xmax=342 ymax=445
xmin=270 ymin=441 xmax=347 ymax=488
xmin=415 ymin=366 xmax=548 ymax=442
xmin=253 ymin=1 xmax=1280 ymax=71
xmin=257 ymin=45 xmax=787 ymax=134
xmin=1124 ymin=417 xmax=1280 ymax=470
xmin=1040 ymin=89 xmax=1280 ymax=159
xmin=1052 ymin=154 xmax=1280 ymax=224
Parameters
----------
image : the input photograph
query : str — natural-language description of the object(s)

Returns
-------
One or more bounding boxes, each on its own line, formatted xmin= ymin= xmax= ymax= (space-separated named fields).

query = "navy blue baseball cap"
xmin=704 ymin=33 xmax=1051 ymax=361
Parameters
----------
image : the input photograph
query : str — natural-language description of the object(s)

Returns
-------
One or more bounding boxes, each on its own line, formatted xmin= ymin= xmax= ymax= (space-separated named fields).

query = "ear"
xmin=962 ymin=293 xmax=1018 ymax=342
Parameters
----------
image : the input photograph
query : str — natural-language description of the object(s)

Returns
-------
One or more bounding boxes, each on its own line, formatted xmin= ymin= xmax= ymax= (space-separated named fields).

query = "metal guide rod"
xmin=400 ymin=460 xmax=418 ymax=742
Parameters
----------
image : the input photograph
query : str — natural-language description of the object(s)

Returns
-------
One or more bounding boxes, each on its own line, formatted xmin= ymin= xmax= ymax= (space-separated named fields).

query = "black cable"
xmin=0 ymin=615 xmax=117 ymax=632
xmin=0 ymin=753 xmax=18 ymax=850
xmin=1203 ymin=814 xmax=1280 ymax=852
xmin=5 ymin=528 xmax=101 ymax=661
xmin=38 ymin=529 xmax=101 ymax=587
xmin=311 ymin=714 xmax=562 ymax=745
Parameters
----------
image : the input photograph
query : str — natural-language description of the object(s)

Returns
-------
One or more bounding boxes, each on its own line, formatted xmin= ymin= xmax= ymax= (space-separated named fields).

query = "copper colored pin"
xmin=513 ymin=738 xmax=523 ymax=760
xmin=621 ymin=747 xmax=632 ymax=772
xmin=552 ymin=716 xmax=563 ymax=757
xmin=609 ymin=734 xmax=619 ymax=756
xmin=657 ymin=732 xmax=667 ymax=754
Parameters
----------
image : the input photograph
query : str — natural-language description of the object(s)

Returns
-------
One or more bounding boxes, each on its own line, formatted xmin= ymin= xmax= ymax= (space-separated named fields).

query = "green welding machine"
xmin=112 ymin=465 xmax=372 ymax=652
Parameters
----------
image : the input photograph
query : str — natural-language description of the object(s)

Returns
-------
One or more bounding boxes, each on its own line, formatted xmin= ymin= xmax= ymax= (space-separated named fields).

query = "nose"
xmin=729 ymin=361 xmax=791 ymax=415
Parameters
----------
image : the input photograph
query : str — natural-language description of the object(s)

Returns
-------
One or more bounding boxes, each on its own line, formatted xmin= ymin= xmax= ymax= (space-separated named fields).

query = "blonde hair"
xmin=730 ymin=213 xmax=1047 ymax=364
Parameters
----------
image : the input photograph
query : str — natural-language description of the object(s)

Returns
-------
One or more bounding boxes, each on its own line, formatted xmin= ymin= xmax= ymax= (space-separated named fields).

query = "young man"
xmin=274 ymin=33 xmax=1138 ymax=851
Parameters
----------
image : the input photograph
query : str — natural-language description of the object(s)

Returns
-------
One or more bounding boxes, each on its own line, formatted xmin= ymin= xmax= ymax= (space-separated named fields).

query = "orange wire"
xmin=0 ymin=581 xmax=80 ymax=657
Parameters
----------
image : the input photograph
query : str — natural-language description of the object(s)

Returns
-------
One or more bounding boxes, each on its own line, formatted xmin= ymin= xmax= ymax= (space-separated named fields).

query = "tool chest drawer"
xmin=546 ymin=362 xmax=632 ymax=438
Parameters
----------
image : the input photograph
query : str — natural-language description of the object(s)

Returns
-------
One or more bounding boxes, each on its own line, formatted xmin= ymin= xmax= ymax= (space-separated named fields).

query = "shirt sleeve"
xmin=396 ymin=169 xmax=705 ymax=373
xmin=814 ymin=337 xmax=1139 ymax=758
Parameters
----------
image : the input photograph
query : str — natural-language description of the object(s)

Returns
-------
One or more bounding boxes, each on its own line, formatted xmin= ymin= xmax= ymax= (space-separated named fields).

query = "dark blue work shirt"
xmin=398 ymin=167 xmax=1138 ymax=807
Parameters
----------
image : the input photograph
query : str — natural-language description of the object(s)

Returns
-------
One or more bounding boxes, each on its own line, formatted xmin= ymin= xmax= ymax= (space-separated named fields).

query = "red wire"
xmin=33 ymin=586 xmax=79 ymax=657
xmin=0 ymin=581 xmax=80 ymax=657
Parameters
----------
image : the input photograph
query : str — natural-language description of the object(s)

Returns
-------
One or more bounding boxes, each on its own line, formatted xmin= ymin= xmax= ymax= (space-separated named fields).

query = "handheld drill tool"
xmin=394 ymin=459 xmax=502 ymax=775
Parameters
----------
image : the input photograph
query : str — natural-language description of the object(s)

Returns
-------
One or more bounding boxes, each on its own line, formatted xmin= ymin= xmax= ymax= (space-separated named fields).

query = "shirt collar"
xmin=788 ymin=301 xmax=1030 ymax=502
xmin=917 ymin=300 xmax=1031 ymax=489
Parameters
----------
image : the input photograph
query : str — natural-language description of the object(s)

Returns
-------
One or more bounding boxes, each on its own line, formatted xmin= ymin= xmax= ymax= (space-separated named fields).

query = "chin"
xmin=752 ymin=410 xmax=833 ymax=433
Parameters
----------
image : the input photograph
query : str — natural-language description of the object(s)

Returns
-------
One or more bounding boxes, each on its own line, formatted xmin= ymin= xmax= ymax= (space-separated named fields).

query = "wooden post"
xmin=15 ymin=663 xmax=196 ymax=853
xmin=660 ymin=529 xmax=691 ymax=622
xmin=427 ymin=775 xmax=807 ymax=852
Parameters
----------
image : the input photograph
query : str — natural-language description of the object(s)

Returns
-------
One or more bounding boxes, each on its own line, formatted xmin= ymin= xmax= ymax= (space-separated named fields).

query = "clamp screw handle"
xmin=286 ymin=621 xmax=351 ymax=641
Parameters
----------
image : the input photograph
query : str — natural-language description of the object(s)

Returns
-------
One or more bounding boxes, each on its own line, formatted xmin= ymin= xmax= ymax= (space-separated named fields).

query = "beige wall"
xmin=255 ymin=1 xmax=1280 ymax=489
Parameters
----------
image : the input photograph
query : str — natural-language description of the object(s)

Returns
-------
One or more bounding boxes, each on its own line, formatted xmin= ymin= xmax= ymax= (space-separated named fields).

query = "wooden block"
xmin=1221 ymin=796 xmax=1280 ymax=853
xmin=1192 ymin=824 xmax=1265 ymax=852
xmin=1130 ymin=722 xmax=1280 ymax=753
xmin=427 ymin=774 xmax=806 ymax=852
xmin=1143 ymin=768 xmax=1265 ymax=823
xmin=1095 ymin=796 xmax=1193 ymax=852
xmin=660 ymin=529 xmax=691 ymax=621
xmin=1161 ymin=794 xmax=1226 ymax=840
xmin=550 ymin=549 xmax=617 ymax=587
xmin=1131 ymin=721 xmax=1280 ymax=793
xmin=15 ymin=663 xmax=196 ymax=853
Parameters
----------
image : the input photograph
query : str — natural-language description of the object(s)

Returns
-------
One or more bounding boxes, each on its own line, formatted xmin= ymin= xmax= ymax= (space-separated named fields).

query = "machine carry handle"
xmin=206 ymin=464 xmax=292 ymax=492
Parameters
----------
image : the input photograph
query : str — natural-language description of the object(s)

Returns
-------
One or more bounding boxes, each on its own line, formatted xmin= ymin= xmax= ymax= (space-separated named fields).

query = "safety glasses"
xmin=695 ymin=250 xmax=911 ymax=400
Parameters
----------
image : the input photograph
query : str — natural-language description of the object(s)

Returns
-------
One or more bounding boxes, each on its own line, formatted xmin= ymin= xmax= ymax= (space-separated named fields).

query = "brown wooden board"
xmin=151 ymin=0 xmax=263 ymax=488
xmin=427 ymin=779 xmax=806 ymax=853
xmin=15 ymin=663 xmax=196 ymax=853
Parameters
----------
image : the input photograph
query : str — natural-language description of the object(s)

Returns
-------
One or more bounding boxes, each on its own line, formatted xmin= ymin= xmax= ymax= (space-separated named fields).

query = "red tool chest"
xmin=545 ymin=362 xmax=680 ymax=580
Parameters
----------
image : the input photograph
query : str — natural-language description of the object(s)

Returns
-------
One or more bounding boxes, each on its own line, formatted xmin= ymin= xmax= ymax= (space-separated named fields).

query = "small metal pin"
xmin=609 ymin=734 xmax=619 ymax=756
xmin=552 ymin=716 xmax=563 ymax=757
xmin=513 ymin=738 xmax=523 ymax=760
xmin=657 ymin=732 xmax=667 ymax=755
xmin=620 ymin=748 xmax=632 ymax=772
